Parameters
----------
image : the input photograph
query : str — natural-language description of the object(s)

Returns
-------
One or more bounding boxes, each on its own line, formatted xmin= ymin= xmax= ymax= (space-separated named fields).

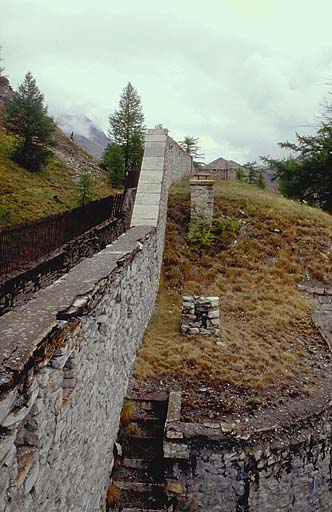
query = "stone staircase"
xmin=110 ymin=394 xmax=173 ymax=511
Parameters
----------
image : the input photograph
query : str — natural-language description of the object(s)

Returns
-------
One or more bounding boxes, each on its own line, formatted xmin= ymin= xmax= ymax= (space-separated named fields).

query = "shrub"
xmin=188 ymin=215 xmax=240 ymax=252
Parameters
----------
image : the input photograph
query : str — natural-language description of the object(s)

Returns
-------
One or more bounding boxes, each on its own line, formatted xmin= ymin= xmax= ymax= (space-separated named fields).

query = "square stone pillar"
xmin=190 ymin=175 xmax=214 ymax=226
xmin=181 ymin=296 xmax=220 ymax=338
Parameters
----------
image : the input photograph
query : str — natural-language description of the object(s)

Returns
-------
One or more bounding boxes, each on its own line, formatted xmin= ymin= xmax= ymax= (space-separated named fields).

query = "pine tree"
xmin=179 ymin=136 xmax=204 ymax=167
xmin=256 ymin=171 xmax=266 ymax=189
xmin=3 ymin=72 xmax=55 ymax=171
xmin=77 ymin=168 xmax=95 ymax=206
xmin=243 ymin=161 xmax=258 ymax=184
xmin=107 ymin=82 xmax=145 ymax=174
xmin=102 ymin=144 xmax=125 ymax=188
xmin=236 ymin=167 xmax=245 ymax=182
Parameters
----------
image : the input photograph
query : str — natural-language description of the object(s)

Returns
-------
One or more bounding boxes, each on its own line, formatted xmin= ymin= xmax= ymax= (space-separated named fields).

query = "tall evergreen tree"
xmin=3 ymin=72 xmax=55 ymax=171
xmin=107 ymin=82 xmax=145 ymax=174
xmin=179 ymin=136 xmax=204 ymax=167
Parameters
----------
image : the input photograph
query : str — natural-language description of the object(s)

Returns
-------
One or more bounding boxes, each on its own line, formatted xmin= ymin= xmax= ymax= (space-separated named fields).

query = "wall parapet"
xmin=0 ymin=128 xmax=192 ymax=512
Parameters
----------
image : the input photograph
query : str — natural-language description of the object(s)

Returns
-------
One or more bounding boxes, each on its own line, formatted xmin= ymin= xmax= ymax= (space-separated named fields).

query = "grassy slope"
xmin=133 ymin=179 xmax=332 ymax=419
xmin=0 ymin=127 xmax=113 ymax=228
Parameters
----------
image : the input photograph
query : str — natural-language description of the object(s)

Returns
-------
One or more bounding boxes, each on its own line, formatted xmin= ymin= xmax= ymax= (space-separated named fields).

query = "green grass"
xmin=0 ymin=127 xmax=113 ymax=228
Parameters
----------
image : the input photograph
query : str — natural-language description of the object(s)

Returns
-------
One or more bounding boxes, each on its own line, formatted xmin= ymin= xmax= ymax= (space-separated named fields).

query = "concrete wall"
xmin=0 ymin=129 xmax=192 ymax=512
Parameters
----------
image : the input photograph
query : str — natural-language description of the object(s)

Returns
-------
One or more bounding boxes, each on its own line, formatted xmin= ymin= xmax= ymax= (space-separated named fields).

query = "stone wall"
xmin=163 ymin=395 xmax=332 ymax=511
xmin=174 ymin=429 xmax=332 ymax=511
xmin=190 ymin=177 xmax=214 ymax=225
xmin=0 ymin=215 xmax=128 ymax=318
xmin=298 ymin=283 xmax=332 ymax=351
xmin=0 ymin=129 xmax=192 ymax=512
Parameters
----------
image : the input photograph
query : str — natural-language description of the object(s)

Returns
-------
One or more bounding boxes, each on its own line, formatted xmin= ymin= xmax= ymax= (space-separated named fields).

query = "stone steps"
xmin=113 ymin=481 xmax=157 ymax=492
xmin=112 ymin=395 xmax=169 ymax=510
xmin=122 ymin=458 xmax=150 ymax=470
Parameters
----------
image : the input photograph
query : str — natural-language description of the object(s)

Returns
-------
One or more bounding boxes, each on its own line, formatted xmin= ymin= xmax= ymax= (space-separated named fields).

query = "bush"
xmin=0 ymin=205 xmax=10 ymax=221
xmin=189 ymin=215 xmax=240 ymax=252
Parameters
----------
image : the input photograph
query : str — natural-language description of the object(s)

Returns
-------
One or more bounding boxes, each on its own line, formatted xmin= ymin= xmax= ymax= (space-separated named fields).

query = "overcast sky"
xmin=2 ymin=0 xmax=332 ymax=163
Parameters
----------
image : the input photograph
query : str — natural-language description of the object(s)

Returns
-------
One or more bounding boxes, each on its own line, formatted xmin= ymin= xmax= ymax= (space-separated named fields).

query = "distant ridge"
xmin=55 ymin=114 xmax=109 ymax=160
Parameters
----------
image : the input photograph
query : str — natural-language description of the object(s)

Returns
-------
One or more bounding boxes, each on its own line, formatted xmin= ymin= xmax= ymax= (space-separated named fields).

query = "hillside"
xmin=0 ymin=126 xmax=113 ymax=228
xmin=55 ymin=113 xmax=109 ymax=159
xmin=132 ymin=180 xmax=332 ymax=425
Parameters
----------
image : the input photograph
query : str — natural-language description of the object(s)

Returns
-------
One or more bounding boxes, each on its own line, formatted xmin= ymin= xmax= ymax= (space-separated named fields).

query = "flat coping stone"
xmin=0 ymin=226 xmax=153 ymax=374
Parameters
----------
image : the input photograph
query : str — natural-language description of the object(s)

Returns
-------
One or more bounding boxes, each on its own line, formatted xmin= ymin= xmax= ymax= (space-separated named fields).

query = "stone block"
xmin=134 ymin=193 xmax=161 ymax=206
xmin=0 ymin=389 xmax=18 ymax=425
xmin=141 ymin=156 xmax=165 ymax=170
xmin=208 ymin=308 xmax=220 ymax=319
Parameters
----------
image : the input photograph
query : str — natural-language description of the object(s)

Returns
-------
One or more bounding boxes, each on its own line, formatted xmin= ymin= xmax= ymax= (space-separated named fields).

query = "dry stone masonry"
xmin=0 ymin=129 xmax=192 ymax=512
xmin=181 ymin=296 xmax=220 ymax=338
xmin=298 ymin=282 xmax=332 ymax=351
xmin=190 ymin=173 xmax=214 ymax=226
xmin=162 ymin=393 xmax=332 ymax=511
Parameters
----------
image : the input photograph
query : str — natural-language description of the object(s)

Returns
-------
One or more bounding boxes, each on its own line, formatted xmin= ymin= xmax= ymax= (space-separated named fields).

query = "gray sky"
xmin=2 ymin=0 xmax=332 ymax=163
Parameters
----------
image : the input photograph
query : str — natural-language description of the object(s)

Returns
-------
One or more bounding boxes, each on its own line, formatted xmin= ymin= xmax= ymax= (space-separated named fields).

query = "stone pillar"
xmin=181 ymin=296 xmax=220 ymax=339
xmin=190 ymin=175 xmax=214 ymax=226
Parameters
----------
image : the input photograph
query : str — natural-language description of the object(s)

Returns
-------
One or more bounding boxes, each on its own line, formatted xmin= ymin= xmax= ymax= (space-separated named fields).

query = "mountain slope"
xmin=0 ymin=127 xmax=113 ymax=228
xmin=55 ymin=114 xmax=109 ymax=159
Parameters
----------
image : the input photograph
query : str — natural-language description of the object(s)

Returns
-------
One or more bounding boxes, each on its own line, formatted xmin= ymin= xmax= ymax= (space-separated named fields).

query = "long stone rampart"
xmin=0 ymin=129 xmax=192 ymax=512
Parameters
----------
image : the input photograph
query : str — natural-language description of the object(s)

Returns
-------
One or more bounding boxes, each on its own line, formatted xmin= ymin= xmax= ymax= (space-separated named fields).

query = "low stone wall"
xmin=298 ymin=283 xmax=332 ymax=351
xmin=0 ymin=216 xmax=126 ymax=318
xmin=0 ymin=188 xmax=137 ymax=318
xmin=163 ymin=394 xmax=332 ymax=511
xmin=176 ymin=429 xmax=332 ymax=511
xmin=0 ymin=129 xmax=192 ymax=512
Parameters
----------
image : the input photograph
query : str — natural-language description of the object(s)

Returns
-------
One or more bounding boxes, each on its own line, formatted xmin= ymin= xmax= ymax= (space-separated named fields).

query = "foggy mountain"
xmin=55 ymin=114 xmax=109 ymax=160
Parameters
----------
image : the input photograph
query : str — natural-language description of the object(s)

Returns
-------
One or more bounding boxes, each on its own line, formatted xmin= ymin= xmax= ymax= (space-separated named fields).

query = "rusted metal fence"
xmin=0 ymin=193 xmax=124 ymax=277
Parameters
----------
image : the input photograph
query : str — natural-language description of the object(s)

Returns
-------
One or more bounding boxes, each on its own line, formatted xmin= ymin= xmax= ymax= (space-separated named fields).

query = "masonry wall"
xmin=172 ymin=427 xmax=332 ymax=511
xmin=0 ymin=129 xmax=192 ymax=512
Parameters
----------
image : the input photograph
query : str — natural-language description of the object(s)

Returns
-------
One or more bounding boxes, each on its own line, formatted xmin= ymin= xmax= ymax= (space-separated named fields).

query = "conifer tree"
xmin=179 ymin=136 xmax=204 ymax=167
xmin=77 ymin=168 xmax=95 ymax=206
xmin=102 ymin=144 xmax=125 ymax=188
xmin=107 ymin=82 xmax=145 ymax=174
xmin=3 ymin=72 xmax=55 ymax=171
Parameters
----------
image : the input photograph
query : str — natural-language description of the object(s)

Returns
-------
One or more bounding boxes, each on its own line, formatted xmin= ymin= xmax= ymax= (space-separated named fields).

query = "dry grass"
xmin=106 ymin=484 xmax=120 ymax=510
xmin=133 ymin=180 xmax=332 ymax=415
xmin=120 ymin=399 xmax=136 ymax=424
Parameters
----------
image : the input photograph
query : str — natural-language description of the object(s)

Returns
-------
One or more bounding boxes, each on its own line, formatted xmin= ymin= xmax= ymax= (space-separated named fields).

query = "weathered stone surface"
xmin=181 ymin=296 xmax=220 ymax=339
xmin=170 ymin=424 xmax=332 ymax=511
xmin=0 ymin=389 xmax=17 ymax=425
xmin=190 ymin=178 xmax=214 ymax=226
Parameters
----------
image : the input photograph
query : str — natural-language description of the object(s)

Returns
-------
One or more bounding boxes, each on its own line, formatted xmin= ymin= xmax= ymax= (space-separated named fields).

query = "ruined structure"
xmin=190 ymin=172 xmax=214 ymax=226
xmin=0 ymin=128 xmax=192 ymax=512
xmin=181 ymin=295 xmax=220 ymax=338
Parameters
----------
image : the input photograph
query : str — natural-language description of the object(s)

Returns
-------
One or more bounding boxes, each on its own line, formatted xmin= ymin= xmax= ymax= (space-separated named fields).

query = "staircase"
xmin=110 ymin=394 xmax=173 ymax=511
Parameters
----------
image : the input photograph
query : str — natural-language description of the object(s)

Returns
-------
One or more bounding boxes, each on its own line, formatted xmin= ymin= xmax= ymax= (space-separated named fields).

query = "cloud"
xmin=1 ymin=0 xmax=332 ymax=163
